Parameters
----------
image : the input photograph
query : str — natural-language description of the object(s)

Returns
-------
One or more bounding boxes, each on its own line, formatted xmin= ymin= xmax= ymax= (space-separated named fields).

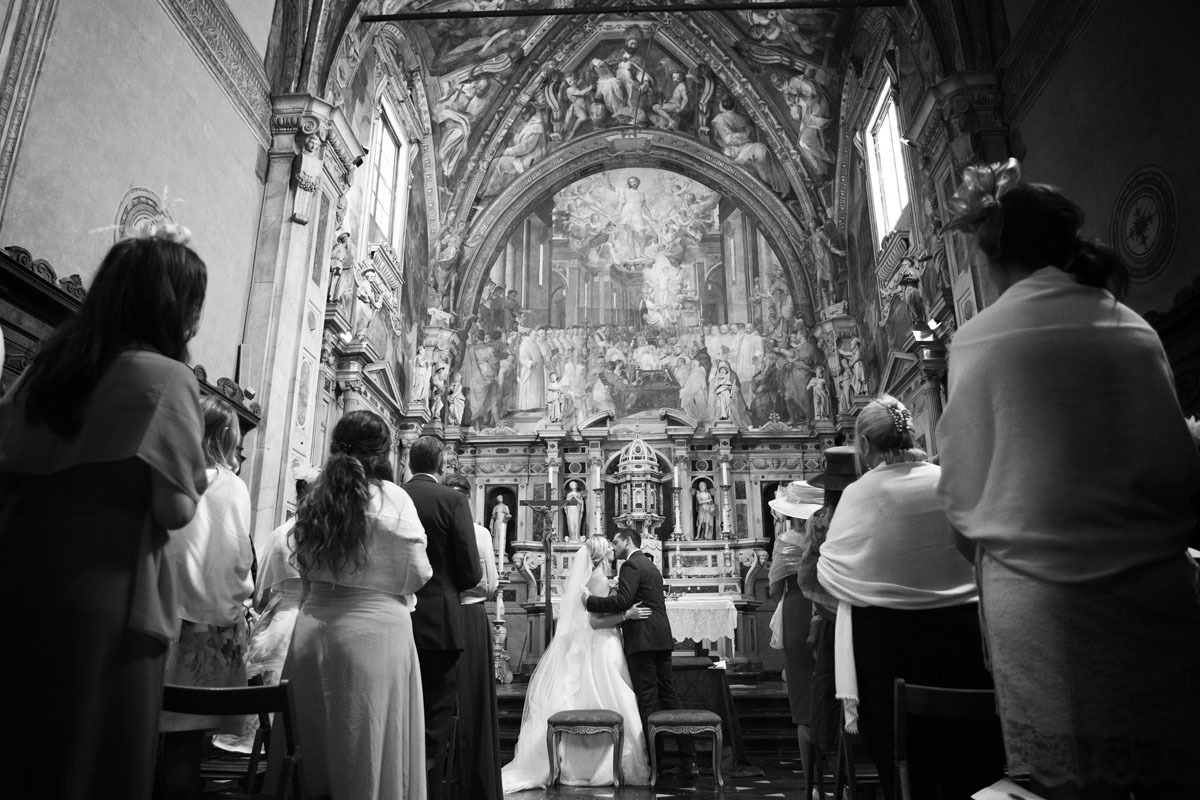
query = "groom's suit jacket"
xmin=585 ymin=549 xmax=674 ymax=655
xmin=403 ymin=474 xmax=481 ymax=652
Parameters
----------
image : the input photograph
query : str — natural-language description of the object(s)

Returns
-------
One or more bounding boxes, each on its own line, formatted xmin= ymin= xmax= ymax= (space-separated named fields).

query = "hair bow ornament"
xmin=941 ymin=157 xmax=1022 ymax=236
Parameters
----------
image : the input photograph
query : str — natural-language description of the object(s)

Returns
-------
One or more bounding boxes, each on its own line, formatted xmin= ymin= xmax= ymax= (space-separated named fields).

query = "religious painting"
xmin=721 ymin=7 xmax=847 ymax=181
xmin=461 ymin=165 xmax=835 ymax=433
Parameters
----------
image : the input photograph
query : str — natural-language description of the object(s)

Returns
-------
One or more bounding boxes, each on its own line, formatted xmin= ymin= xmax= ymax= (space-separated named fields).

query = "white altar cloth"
xmin=665 ymin=596 xmax=738 ymax=645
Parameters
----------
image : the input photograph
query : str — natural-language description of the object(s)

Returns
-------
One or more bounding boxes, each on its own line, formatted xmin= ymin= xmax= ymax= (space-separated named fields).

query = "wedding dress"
xmin=501 ymin=546 xmax=651 ymax=791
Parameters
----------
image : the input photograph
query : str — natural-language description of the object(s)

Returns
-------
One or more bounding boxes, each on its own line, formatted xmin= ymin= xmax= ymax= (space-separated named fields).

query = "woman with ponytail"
xmin=817 ymin=395 xmax=1003 ymax=800
xmin=284 ymin=410 xmax=432 ymax=800
xmin=936 ymin=160 xmax=1200 ymax=798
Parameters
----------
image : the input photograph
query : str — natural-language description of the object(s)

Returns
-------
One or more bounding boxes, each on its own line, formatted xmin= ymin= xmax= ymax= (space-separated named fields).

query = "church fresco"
xmin=433 ymin=166 xmax=854 ymax=434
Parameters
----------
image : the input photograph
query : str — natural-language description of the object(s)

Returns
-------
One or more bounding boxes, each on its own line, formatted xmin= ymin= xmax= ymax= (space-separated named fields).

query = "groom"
xmin=584 ymin=528 xmax=696 ymax=776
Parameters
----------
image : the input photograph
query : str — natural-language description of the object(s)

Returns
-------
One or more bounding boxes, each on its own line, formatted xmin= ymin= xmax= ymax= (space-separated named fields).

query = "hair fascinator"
xmin=292 ymin=461 xmax=322 ymax=483
xmin=127 ymin=218 xmax=192 ymax=246
xmin=941 ymin=157 xmax=1022 ymax=236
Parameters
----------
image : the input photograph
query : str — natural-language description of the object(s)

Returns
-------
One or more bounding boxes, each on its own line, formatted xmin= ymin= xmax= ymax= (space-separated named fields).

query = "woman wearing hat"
xmin=798 ymin=445 xmax=856 ymax=771
xmin=817 ymin=396 xmax=1003 ymax=800
xmin=767 ymin=480 xmax=825 ymax=787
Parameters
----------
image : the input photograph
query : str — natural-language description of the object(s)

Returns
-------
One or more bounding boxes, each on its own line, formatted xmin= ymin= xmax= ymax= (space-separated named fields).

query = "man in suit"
xmin=404 ymin=436 xmax=482 ymax=800
xmin=584 ymin=528 xmax=696 ymax=776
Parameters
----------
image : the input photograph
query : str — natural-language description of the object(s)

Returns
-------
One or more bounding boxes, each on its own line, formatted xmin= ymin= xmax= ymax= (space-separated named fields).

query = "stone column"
xmin=587 ymin=444 xmax=604 ymax=536
xmin=915 ymin=337 xmax=948 ymax=456
xmin=715 ymin=432 xmax=735 ymax=538
xmin=241 ymin=94 xmax=364 ymax=533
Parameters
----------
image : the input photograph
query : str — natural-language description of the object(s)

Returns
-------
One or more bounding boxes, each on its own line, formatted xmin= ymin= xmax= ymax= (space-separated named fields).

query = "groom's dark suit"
xmin=405 ymin=473 xmax=482 ymax=800
xmin=586 ymin=549 xmax=695 ymax=766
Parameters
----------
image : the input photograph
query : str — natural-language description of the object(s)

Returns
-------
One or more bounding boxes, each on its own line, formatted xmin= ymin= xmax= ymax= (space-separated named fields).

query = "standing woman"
xmin=445 ymin=473 xmax=502 ymax=800
xmin=0 ymin=230 xmax=208 ymax=800
xmin=818 ymin=396 xmax=1003 ymax=800
xmin=936 ymin=160 xmax=1200 ymax=799
xmin=285 ymin=410 xmax=433 ymax=800
xmin=157 ymin=396 xmax=253 ymax=799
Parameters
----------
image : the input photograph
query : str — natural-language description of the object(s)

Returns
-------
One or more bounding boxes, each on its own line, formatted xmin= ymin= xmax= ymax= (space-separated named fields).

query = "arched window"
xmin=366 ymin=107 xmax=408 ymax=252
xmin=863 ymin=76 xmax=910 ymax=247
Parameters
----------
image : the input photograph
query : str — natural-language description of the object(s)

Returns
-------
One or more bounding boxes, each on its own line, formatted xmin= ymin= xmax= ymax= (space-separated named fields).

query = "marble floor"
xmin=502 ymin=757 xmax=843 ymax=800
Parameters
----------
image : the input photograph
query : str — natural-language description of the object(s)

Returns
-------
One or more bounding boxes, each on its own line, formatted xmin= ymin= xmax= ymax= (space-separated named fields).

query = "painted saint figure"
xmin=563 ymin=481 xmax=585 ymax=542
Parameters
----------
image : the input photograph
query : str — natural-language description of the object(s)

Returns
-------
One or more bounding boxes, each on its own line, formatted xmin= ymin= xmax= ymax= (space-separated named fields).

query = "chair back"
xmin=893 ymin=679 xmax=999 ymax=800
xmin=160 ymin=680 xmax=302 ymax=800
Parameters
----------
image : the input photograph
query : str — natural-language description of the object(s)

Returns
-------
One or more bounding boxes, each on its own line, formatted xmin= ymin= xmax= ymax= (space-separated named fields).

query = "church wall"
xmin=0 ymin=0 xmax=270 ymax=381
xmin=1012 ymin=3 xmax=1200 ymax=317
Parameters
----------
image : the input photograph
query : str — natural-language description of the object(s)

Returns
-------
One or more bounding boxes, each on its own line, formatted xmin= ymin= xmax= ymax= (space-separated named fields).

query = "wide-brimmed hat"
xmin=769 ymin=480 xmax=825 ymax=519
xmin=808 ymin=445 xmax=858 ymax=490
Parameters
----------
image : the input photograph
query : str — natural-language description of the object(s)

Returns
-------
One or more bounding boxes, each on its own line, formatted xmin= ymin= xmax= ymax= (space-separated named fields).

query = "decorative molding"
xmin=114 ymin=187 xmax=174 ymax=242
xmin=998 ymin=0 xmax=1101 ymax=124
xmin=0 ymin=0 xmax=62 ymax=227
xmin=158 ymin=0 xmax=270 ymax=144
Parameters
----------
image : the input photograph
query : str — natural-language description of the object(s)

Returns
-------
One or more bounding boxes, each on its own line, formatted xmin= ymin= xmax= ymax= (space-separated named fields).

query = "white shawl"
xmin=817 ymin=461 xmax=977 ymax=731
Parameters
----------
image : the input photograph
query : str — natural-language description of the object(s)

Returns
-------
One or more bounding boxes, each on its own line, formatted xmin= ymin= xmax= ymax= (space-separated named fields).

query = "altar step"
xmin=496 ymin=679 xmax=799 ymax=760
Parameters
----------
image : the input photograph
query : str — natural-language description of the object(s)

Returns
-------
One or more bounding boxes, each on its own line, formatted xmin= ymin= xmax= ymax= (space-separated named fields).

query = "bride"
xmin=501 ymin=535 xmax=653 ymax=791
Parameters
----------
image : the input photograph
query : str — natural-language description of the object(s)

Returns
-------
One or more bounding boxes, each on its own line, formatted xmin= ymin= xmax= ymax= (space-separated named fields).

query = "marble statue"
xmin=563 ymin=481 xmax=585 ymax=541
xmin=694 ymin=480 xmax=717 ymax=540
xmin=491 ymin=496 xmax=512 ymax=566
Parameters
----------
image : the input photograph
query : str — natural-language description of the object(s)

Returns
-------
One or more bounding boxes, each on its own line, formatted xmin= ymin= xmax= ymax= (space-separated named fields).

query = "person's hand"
xmin=624 ymin=602 xmax=652 ymax=621
xmin=581 ymin=586 xmax=592 ymax=603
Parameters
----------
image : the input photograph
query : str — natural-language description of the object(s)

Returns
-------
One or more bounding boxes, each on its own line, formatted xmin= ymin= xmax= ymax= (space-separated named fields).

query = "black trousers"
xmin=852 ymin=603 xmax=1005 ymax=800
xmin=626 ymin=650 xmax=696 ymax=763
xmin=418 ymin=648 xmax=461 ymax=800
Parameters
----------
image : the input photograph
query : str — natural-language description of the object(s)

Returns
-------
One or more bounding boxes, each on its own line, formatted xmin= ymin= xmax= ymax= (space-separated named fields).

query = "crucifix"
xmin=519 ymin=485 xmax=570 ymax=643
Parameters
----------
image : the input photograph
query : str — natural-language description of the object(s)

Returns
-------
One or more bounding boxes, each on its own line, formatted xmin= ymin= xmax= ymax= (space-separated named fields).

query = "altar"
xmin=666 ymin=595 xmax=738 ymax=656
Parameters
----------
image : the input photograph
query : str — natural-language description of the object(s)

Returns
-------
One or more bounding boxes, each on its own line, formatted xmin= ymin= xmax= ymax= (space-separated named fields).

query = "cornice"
xmin=0 ymin=0 xmax=61 ymax=227
xmin=158 ymin=0 xmax=270 ymax=144
xmin=998 ymin=0 xmax=1101 ymax=124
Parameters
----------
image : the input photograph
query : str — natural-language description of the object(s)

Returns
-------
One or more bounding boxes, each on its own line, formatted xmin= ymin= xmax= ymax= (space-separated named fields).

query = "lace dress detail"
xmin=980 ymin=553 xmax=1200 ymax=789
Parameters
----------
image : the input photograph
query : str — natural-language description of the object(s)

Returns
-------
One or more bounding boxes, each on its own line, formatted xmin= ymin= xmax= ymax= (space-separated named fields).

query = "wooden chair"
xmin=893 ymin=679 xmax=999 ymax=800
xmin=160 ymin=680 xmax=303 ymax=800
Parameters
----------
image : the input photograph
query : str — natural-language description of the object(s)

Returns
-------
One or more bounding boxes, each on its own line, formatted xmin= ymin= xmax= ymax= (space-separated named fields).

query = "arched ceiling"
xmin=324 ymin=1 xmax=865 ymax=228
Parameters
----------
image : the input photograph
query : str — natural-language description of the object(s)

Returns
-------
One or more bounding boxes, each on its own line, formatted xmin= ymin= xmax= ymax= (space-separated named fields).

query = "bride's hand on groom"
xmin=623 ymin=602 xmax=652 ymax=621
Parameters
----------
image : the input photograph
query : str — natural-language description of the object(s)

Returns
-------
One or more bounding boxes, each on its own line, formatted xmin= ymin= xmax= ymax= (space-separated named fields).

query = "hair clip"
xmin=942 ymin=157 xmax=1022 ymax=236
xmin=887 ymin=404 xmax=911 ymax=436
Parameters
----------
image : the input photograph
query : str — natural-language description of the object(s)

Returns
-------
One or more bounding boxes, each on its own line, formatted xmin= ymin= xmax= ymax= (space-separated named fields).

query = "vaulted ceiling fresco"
xmin=317 ymin=0 xmax=957 ymax=436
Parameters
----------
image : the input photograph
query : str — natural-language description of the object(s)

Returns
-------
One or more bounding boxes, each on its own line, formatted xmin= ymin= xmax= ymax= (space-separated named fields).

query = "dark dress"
xmin=0 ymin=350 xmax=206 ymax=800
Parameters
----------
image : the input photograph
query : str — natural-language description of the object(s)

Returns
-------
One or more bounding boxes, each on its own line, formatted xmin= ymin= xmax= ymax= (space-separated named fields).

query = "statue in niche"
xmin=694 ymin=480 xmax=717 ymax=540
xmin=327 ymin=230 xmax=352 ymax=303
xmin=490 ymin=495 xmax=511 ymax=566
xmin=809 ymin=365 xmax=831 ymax=420
xmin=838 ymin=337 xmax=868 ymax=396
xmin=410 ymin=346 xmax=433 ymax=409
xmin=446 ymin=372 xmax=466 ymax=425
xmin=545 ymin=370 xmax=564 ymax=423
xmin=878 ymin=255 xmax=929 ymax=330
xmin=429 ymin=363 xmax=449 ymax=421
xmin=809 ymin=218 xmax=847 ymax=309
xmin=563 ymin=481 xmax=585 ymax=541
xmin=351 ymin=265 xmax=385 ymax=340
